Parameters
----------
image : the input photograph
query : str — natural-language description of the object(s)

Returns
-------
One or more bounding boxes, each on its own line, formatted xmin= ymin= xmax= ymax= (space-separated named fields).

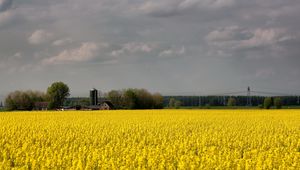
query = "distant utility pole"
xmin=223 ymin=96 xmax=226 ymax=106
xmin=247 ymin=87 xmax=252 ymax=106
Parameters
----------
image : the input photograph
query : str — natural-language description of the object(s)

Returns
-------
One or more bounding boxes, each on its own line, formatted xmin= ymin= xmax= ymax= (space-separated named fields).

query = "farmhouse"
xmin=100 ymin=101 xmax=114 ymax=110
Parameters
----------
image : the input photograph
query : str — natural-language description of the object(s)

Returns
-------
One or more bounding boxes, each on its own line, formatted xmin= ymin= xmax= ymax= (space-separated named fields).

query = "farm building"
xmin=90 ymin=88 xmax=98 ymax=106
xmin=100 ymin=101 xmax=114 ymax=110
xmin=34 ymin=102 xmax=49 ymax=110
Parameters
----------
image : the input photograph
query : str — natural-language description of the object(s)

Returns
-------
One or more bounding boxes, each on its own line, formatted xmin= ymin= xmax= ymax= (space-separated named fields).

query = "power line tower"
xmin=247 ymin=87 xmax=252 ymax=106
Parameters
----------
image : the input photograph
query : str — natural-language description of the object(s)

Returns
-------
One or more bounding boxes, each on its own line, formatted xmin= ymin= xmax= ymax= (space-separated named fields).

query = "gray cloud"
xmin=0 ymin=10 xmax=13 ymax=26
xmin=139 ymin=0 xmax=236 ymax=17
xmin=205 ymin=26 xmax=252 ymax=42
xmin=0 ymin=0 xmax=14 ymax=27
xmin=158 ymin=46 xmax=185 ymax=58
xmin=52 ymin=38 xmax=73 ymax=46
xmin=111 ymin=42 xmax=155 ymax=57
xmin=28 ymin=29 xmax=54 ymax=45
xmin=0 ymin=0 xmax=12 ymax=12
xmin=42 ymin=42 xmax=102 ymax=65
xmin=206 ymin=26 xmax=296 ymax=60
xmin=0 ymin=0 xmax=300 ymax=100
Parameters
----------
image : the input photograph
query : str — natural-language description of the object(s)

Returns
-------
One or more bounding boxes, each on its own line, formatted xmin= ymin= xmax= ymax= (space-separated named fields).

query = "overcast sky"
xmin=0 ymin=0 xmax=300 ymax=100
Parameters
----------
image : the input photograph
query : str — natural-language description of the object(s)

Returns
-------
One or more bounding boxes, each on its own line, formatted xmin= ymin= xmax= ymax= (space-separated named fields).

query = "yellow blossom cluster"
xmin=0 ymin=110 xmax=299 ymax=169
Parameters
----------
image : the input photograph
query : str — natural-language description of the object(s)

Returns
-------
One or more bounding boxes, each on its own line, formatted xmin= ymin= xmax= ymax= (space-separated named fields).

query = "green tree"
xmin=168 ymin=98 xmax=181 ymax=109
xmin=79 ymin=98 xmax=90 ymax=107
xmin=107 ymin=90 xmax=124 ymax=109
xmin=264 ymin=97 xmax=272 ymax=109
xmin=205 ymin=103 xmax=211 ymax=109
xmin=274 ymin=97 xmax=282 ymax=109
xmin=123 ymin=89 xmax=138 ymax=109
xmin=227 ymin=97 xmax=237 ymax=107
xmin=5 ymin=90 xmax=46 ymax=111
xmin=108 ymin=89 xmax=164 ymax=110
xmin=209 ymin=97 xmax=219 ymax=106
xmin=47 ymin=82 xmax=70 ymax=110
xmin=152 ymin=93 xmax=164 ymax=109
xmin=174 ymin=100 xmax=182 ymax=109
xmin=135 ymin=89 xmax=154 ymax=109
xmin=168 ymin=98 xmax=176 ymax=108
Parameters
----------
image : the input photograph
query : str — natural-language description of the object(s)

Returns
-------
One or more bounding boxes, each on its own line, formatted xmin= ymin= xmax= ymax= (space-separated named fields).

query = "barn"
xmin=100 ymin=101 xmax=114 ymax=110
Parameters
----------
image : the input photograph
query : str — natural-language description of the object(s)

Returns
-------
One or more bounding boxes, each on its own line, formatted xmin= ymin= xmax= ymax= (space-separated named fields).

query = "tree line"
xmin=106 ymin=89 xmax=164 ymax=109
xmin=5 ymin=82 xmax=70 ymax=111
xmin=4 ymin=81 xmax=298 ymax=111
xmin=5 ymin=90 xmax=47 ymax=111
xmin=4 ymin=82 xmax=164 ymax=111
xmin=164 ymin=96 xmax=299 ymax=108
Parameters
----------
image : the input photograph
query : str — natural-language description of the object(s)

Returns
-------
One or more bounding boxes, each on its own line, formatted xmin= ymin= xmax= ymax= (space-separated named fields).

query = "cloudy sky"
xmin=0 ymin=0 xmax=300 ymax=99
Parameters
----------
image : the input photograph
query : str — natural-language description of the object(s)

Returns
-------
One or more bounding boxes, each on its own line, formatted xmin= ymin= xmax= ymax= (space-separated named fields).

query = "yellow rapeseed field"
xmin=0 ymin=110 xmax=299 ymax=169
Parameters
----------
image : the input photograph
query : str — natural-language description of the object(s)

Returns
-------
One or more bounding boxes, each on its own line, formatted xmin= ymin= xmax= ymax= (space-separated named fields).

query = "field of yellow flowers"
xmin=0 ymin=110 xmax=299 ymax=169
